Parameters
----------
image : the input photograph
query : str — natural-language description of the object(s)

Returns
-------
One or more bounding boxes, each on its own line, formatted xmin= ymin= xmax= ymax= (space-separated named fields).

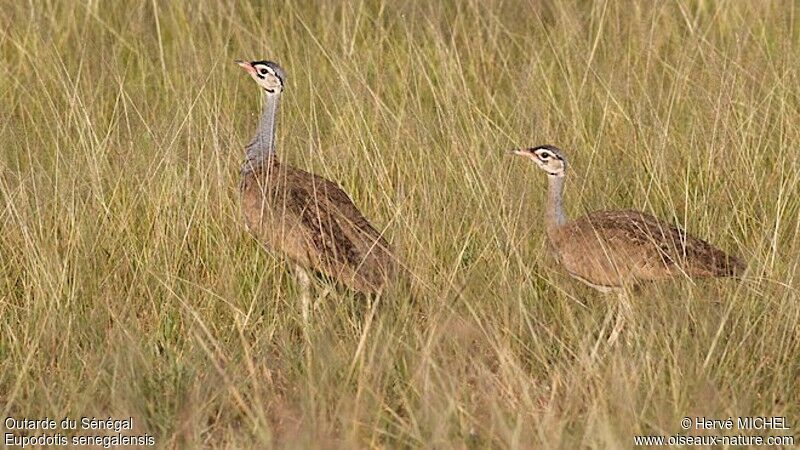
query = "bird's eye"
xmin=539 ymin=152 xmax=550 ymax=160
xmin=259 ymin=68 xmax=268 ymax=75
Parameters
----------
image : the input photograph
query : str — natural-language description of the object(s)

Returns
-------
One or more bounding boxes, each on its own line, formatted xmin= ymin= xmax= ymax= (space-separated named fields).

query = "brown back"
xmin=241 ymin=158 xmax=395 ymax=294
xmin=550 ymin=209 xmax=745 ymax=287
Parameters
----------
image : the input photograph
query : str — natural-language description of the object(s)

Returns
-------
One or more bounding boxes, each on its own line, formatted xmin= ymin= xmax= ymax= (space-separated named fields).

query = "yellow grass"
xmin=1 ymin=1 xmax=798 ymax=448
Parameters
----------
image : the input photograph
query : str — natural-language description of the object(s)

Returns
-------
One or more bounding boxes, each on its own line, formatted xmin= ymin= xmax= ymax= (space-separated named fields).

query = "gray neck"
xmin=245 ymin=92 xmax=280 ymax=165
xmin=545 ymin=175 xmax=567 ymax=237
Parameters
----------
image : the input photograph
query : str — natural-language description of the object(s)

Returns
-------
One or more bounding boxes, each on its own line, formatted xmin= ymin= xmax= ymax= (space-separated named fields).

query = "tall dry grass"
xmin=1 ymin=1 xmax=798 ymax=448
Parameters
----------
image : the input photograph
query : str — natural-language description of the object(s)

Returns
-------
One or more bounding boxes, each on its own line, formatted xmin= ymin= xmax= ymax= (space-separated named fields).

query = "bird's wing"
xmin=277 ymin=164 xmax=394 ymax=290
xmin=575 ymin=210 xmax=743 ymax=277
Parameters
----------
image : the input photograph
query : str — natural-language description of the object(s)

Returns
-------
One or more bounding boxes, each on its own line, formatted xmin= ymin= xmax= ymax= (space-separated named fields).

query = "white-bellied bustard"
xmin=512 ymin=145 xmax=746 ymax=292
xmin=235 ymin=59 xmax=394 ymax=315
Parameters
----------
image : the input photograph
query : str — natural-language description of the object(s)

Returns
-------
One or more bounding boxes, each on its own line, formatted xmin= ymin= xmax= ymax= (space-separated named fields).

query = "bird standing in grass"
xmin=512 ymin=145 xmax=746 ymax=292
xmin=235 ymin=59 xmax=395 ymax=314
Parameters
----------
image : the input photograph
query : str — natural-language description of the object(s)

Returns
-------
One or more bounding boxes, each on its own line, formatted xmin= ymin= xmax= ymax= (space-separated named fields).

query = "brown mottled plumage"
xmin=548 ymin=209 xmax=746 ymax=291
xmin=513 ymin=145 xmax=746 ymax=291
xmin=236 ymin=59 xmax=394 ymax=295
xmin=241 ymin=159 xmax=394 ymax=295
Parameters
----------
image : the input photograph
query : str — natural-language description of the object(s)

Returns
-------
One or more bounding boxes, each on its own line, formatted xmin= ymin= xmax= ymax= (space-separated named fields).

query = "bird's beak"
xmin=235 ymin=60 xmax=255 ymax=75
xmin=510 ymin=149 xmax=526 ymax=157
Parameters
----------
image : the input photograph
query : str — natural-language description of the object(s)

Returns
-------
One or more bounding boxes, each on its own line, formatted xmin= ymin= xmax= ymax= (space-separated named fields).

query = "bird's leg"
xmin=607 ymin=289 xmax=633 ymax=346
xmin=294 ymin=265 xmax=313 ymax=326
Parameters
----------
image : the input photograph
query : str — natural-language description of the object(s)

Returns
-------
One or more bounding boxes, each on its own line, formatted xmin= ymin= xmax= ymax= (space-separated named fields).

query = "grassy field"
xmin=1 ymin=1 xmax=799 ymax=448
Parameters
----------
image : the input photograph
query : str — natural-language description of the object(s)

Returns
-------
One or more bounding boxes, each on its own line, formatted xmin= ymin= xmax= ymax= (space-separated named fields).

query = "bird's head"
xmin=235 ymin=59 xmax=286 ymax=94
xmin=512 ymin=145 xmax=567 ymax=177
